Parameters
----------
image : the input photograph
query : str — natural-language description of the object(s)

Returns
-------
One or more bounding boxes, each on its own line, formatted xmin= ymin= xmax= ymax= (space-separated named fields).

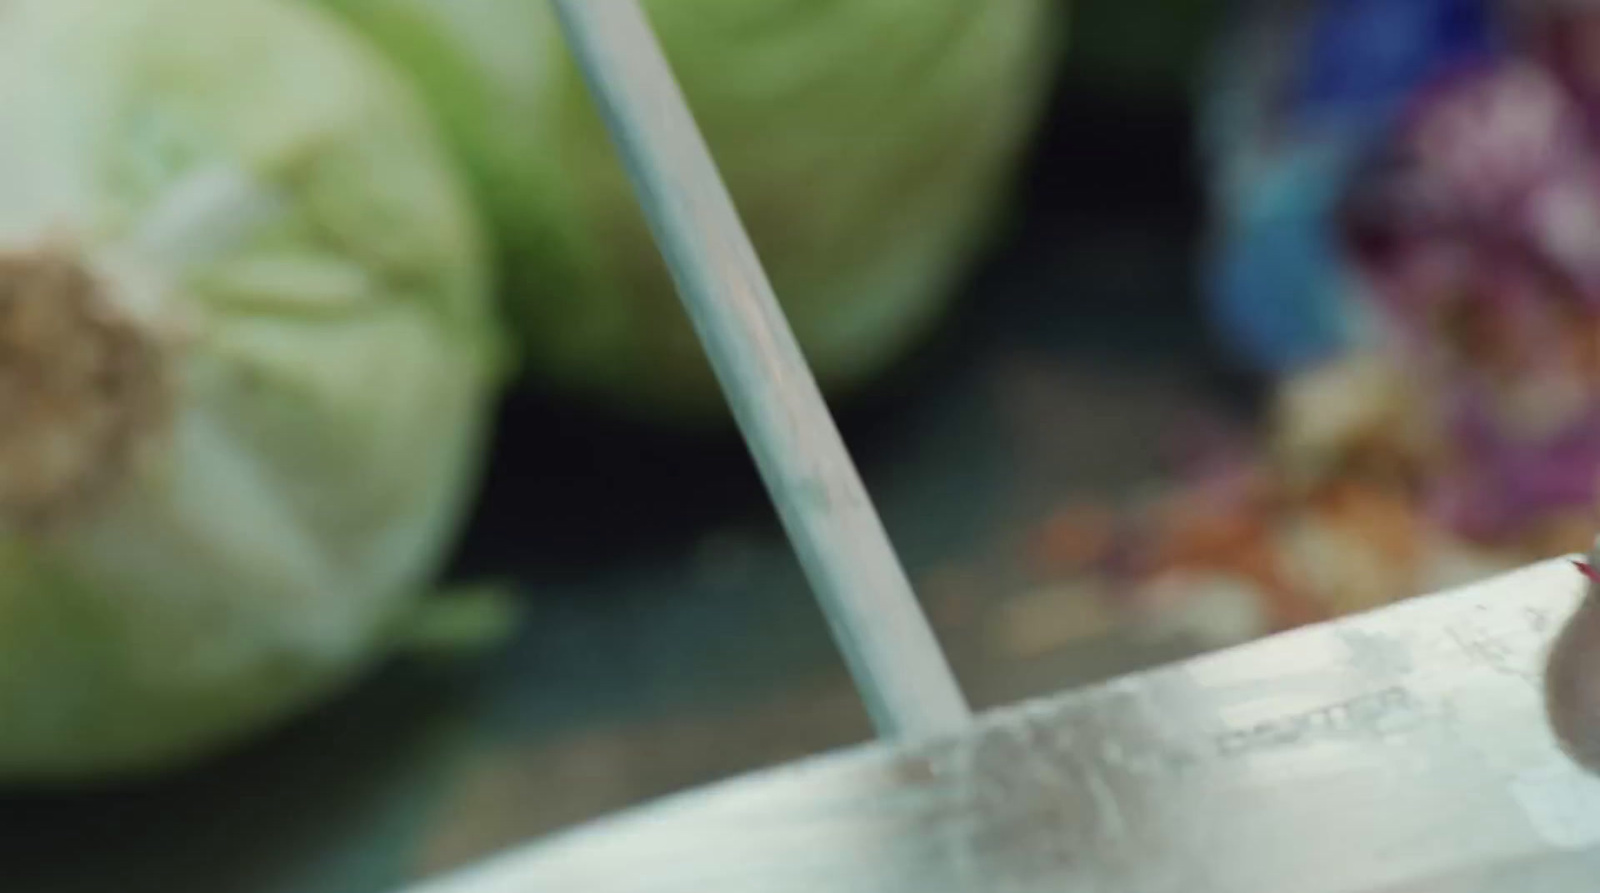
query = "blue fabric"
xmin=1205 ymin=0 xmax=1502 ymax=374
xmin=1207 ymin=147 xmax=1360 ymax=372
xmin=1295 ymin=0 xmax=1498 ymax=116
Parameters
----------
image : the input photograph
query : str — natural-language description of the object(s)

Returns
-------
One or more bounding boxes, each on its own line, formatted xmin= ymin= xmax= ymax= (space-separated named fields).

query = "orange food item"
xmin=1026 ymin=505 xmax=1118 ymax=577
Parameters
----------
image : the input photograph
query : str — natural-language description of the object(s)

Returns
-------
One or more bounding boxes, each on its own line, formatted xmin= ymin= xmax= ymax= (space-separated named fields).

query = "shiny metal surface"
xmin=404 ymin=557 xmax=1600 ymax=892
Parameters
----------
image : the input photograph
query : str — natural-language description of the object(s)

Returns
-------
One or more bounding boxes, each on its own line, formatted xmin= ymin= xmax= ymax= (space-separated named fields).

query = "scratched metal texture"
xmin=409 ymin=558 xmax=1600 ymax=893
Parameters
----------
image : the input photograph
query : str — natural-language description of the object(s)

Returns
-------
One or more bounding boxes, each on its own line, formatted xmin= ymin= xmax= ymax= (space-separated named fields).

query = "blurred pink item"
xmin=1344 ymin=54 xmax=1600 ymax=545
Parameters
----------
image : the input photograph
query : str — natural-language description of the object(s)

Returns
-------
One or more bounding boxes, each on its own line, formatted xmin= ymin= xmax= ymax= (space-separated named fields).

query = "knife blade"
xmin=401 ymin=557 xmax=1600 ymax=892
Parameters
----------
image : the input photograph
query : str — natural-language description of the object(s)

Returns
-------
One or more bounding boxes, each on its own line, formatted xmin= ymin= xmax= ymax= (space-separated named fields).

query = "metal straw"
xmin=551 ymin=0 xmax=971 ymax=741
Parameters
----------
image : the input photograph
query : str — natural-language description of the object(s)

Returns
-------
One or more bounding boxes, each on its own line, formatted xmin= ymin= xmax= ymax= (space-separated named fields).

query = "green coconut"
xmin=0 ymin=0 xmax=502 ymax=780
xmin=318 ymin=0 xmax=1065 ymax=418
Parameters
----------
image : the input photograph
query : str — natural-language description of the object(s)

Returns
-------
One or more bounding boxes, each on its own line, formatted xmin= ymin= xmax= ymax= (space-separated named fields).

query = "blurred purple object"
xmin=1437 ymin=396 xmax=1600 ymax=541
xmin=1344 ymin=57 xmax=1600 ymax=542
